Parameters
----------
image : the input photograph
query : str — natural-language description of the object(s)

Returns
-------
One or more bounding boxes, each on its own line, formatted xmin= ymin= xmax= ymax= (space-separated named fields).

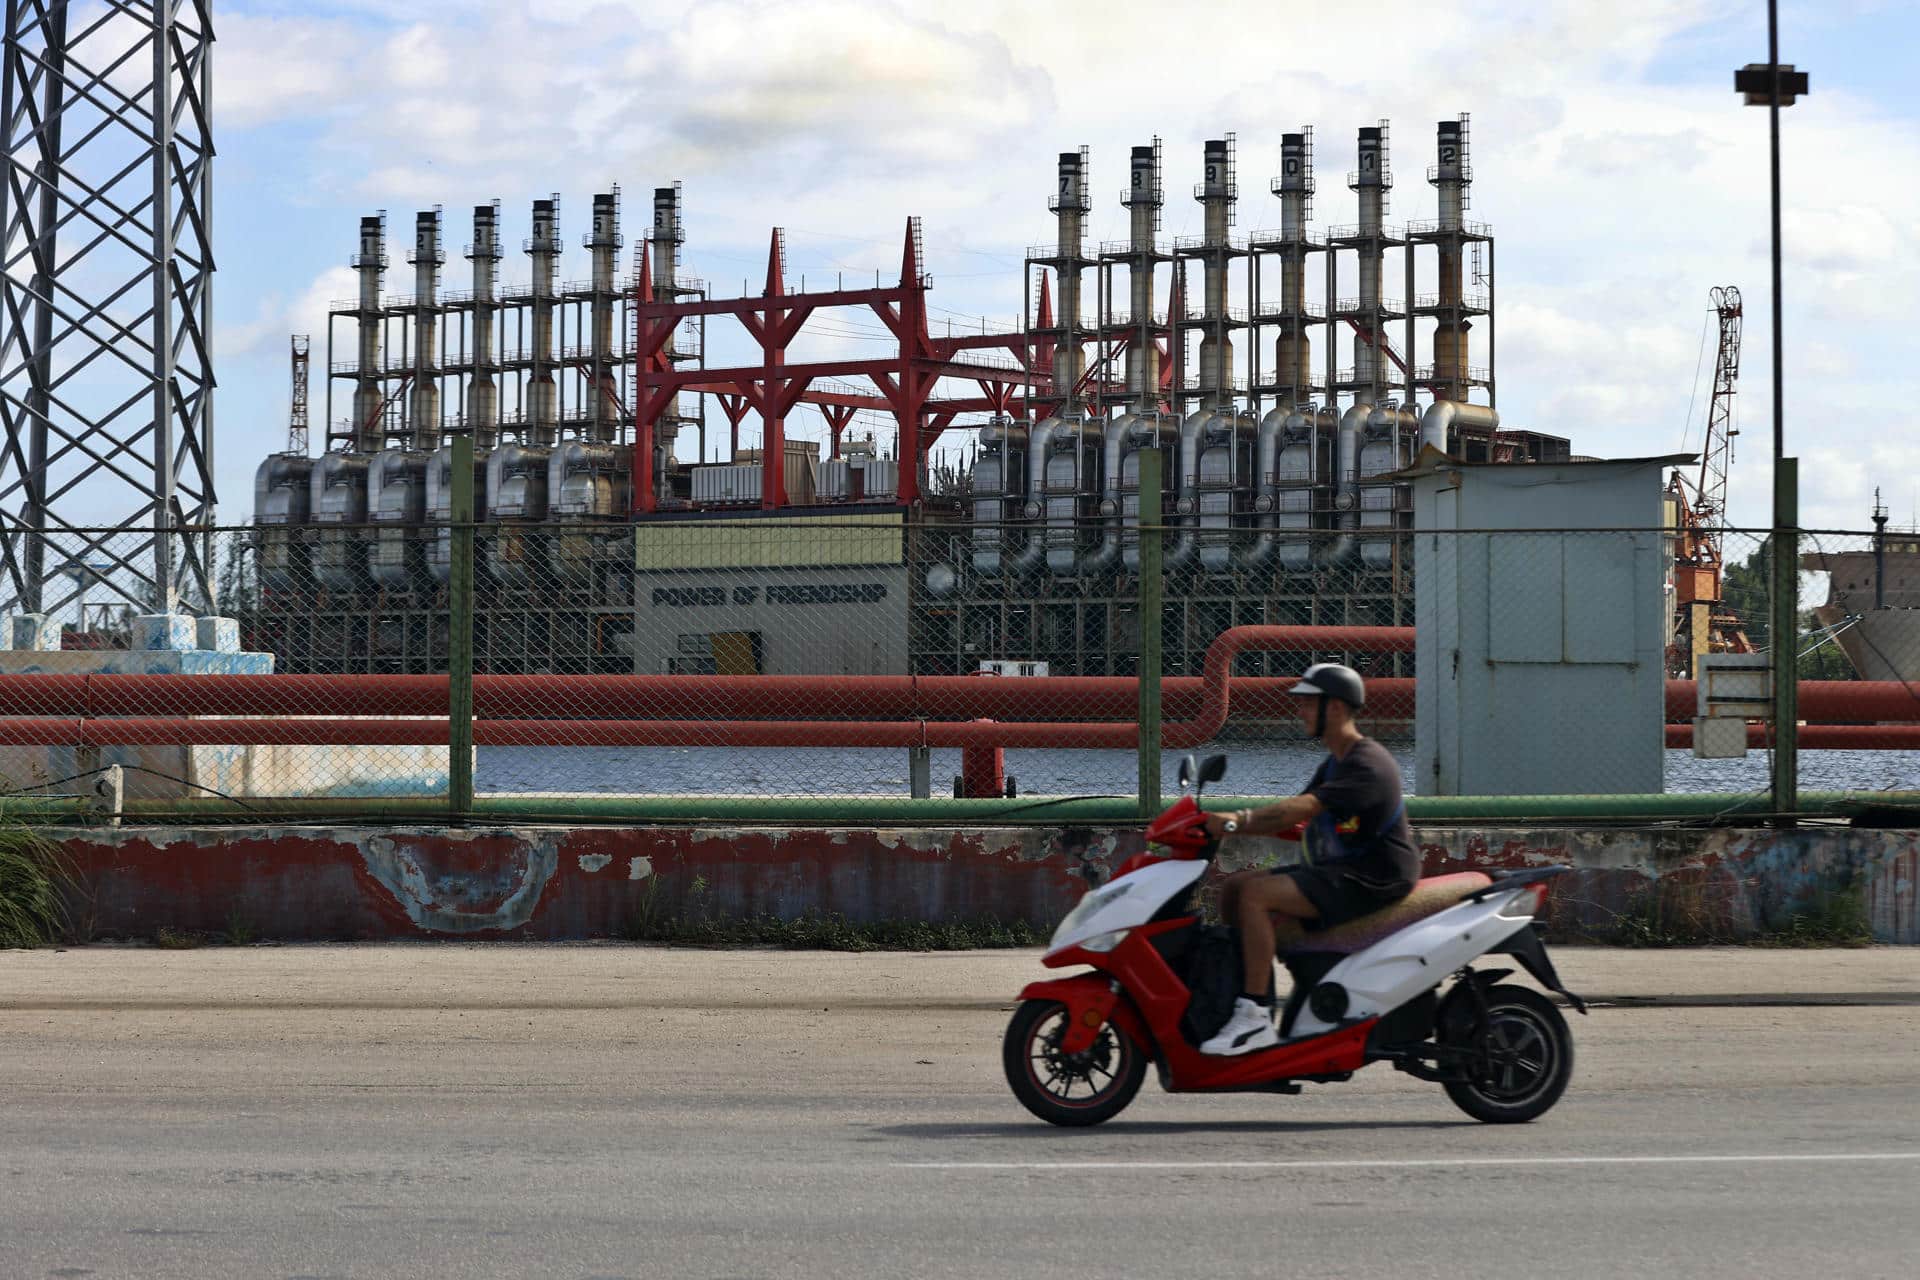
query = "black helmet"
xmin=1290 ymin=662 xmax=1365 ymax=710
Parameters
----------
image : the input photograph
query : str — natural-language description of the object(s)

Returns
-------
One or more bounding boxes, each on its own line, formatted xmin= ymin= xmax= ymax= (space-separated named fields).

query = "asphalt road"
xmin=3 ymin=945 xmax=1918 ymax=1279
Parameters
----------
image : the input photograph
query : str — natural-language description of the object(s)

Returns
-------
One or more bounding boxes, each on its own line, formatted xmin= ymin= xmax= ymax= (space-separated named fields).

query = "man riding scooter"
xmin=1198 ymin=663 xmax=1420 ymax=1055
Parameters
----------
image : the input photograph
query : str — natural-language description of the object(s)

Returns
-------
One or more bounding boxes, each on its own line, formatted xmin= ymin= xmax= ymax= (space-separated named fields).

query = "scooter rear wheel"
xmin=1003 ymin=998 xmax=1147 ymax=1127
xmin=1441 ymin=984 xmax=1574 ymax=1124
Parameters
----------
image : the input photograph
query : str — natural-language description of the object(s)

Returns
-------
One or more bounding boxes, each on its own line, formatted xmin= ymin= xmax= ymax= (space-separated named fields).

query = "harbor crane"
xmin=1668 ymin=286 xmax=1753 ymax=674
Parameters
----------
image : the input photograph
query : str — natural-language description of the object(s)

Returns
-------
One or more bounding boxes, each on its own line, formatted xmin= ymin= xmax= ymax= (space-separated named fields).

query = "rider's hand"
xmin=1201 ymin=811 xmax=1239 ymax=840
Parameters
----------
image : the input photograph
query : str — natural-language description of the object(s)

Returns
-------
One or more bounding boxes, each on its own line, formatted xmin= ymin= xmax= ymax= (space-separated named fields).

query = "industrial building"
xmin=247 ymin=117 xmax=1572 ymax=676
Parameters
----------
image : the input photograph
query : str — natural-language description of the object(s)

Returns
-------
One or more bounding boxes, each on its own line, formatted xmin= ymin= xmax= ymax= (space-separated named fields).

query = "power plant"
xmin=247 ymin=117 xmax=1574 ymax=676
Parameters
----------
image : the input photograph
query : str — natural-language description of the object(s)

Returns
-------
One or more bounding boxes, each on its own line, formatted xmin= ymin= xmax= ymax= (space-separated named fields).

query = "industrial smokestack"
xmin=408 ymin=209 xmax=443 ymax=452
xmin=1429 ymin=115 xmax=1472 ymax=403
xmin=1194 ymin=135 xmax=1237 ymax=409
xmin=1121 ymin=139 xmax=1162 ymax=410
xmin=466 ymin=202 xmax=501 ymax=451
xmin=1049 ymin=148 xmax=1090 ymax=401
xmin=1348 ymin=122 xmax=1392 ymax=402
xmin=526 ymin=196 xmax=560 ymax=448
xmin=1270 ymin=128 xmax=1316 ymax=405
xmin=350 ymin=214 xmax=386 ymax=453
xmin=586 ymin=189 xmax=623 ymax=444
xmin=650 ymin=184 xmax=684 ymax=461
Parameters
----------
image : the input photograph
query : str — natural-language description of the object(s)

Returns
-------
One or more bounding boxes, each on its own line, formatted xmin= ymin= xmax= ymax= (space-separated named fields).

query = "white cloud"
xmin=200 ymin=0 xmax=1919 ymax=533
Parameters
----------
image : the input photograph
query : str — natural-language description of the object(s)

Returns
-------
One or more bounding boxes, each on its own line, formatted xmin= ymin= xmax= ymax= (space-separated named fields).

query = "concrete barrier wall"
xmin=46 ymin=821 xmax=1919 ymax=943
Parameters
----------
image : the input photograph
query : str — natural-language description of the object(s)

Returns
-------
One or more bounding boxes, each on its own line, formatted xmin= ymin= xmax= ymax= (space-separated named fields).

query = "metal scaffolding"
xmin=0 ymin=0 xmax=217 ymax=617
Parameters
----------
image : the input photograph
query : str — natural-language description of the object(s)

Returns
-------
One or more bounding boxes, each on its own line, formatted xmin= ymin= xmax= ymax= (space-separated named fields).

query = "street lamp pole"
xmin=1735 ymin=3 xmax=1809 ymax=821
xmin=1767 ymin=0 xmax=1783 ymax=463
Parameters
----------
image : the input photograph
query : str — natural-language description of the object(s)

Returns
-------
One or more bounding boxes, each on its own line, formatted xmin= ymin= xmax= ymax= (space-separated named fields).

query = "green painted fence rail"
xmin=7 ymin=790 xmax=1917 ymax=828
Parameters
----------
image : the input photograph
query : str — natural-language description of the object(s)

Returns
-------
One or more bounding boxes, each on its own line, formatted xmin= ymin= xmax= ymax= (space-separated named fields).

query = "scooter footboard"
xmin=1018 ymin=975 xmax=1156 ymax=1057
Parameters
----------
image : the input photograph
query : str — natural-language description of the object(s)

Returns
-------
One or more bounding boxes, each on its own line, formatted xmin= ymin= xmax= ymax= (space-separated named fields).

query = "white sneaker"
xmin=1200 ymin=998 xmax=1279 ymax=1055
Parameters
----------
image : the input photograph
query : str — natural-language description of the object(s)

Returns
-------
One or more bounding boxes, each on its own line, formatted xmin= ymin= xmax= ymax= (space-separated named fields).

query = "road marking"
xmin=899 ymin=1152 xmax=1920 ymax=1172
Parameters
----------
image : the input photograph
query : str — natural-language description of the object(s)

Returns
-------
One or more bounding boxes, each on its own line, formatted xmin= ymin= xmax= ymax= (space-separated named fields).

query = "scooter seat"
xmin=1274 ymin=871 xmax=1494 ymax=955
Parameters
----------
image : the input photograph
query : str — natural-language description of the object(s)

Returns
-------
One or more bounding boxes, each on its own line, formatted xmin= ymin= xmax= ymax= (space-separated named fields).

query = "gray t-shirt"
xmin=1302 ymin=737 xmax=1421 ymax=887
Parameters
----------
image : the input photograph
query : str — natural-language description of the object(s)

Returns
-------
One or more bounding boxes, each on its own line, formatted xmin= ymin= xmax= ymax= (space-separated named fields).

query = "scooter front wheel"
xmin=1003 ymin=998 xmax=1147 ymax=1127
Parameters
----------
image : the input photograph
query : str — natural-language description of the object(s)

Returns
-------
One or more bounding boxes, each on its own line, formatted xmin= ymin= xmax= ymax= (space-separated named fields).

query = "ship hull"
xmin=1814 ymin=604 xmax=1920 ymax=683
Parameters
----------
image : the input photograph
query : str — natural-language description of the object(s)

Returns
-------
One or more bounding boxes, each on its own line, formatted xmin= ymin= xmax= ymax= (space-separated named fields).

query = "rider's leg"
xmin=1216 ymin=868 xmax=1262 ymax=926
xmin=1233 ymin=872 xmax=1318 ymax=998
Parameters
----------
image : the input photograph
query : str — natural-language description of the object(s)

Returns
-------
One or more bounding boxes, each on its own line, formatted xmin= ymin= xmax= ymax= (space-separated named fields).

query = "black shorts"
xmin=1275 ymin=863 xmax=1415 ymax=929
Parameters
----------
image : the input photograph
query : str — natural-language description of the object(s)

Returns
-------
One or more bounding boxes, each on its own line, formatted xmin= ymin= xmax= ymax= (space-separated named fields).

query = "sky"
xmin=200 ymin=0 xmax=1920 ymax=532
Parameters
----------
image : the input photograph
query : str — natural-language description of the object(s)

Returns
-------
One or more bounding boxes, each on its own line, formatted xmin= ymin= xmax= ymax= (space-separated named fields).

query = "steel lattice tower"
xmin=1 ymin=1 xmax=215 ymax=618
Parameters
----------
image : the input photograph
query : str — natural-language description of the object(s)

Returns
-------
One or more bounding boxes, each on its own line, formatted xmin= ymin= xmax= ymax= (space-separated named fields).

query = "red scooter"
xmin=1004 ymin=753 xmax=1584 ymax=1126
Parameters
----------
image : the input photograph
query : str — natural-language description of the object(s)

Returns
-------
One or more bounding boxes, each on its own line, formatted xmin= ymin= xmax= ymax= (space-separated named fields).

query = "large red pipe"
xmin=9 ymin=663 xmax=1916 ymax=726
xmin=0 ymin=670 xmax=1412 ymax=720
xmin=8 ymin=716 xmax=1917 ymax=750
xmin=1665 ymin=723 xmax=1920 ymax=749
xmin=4 ymin=622 xmax=1918 ymax=748
xmin=0 ymin=626 xmax=1407 ymax=748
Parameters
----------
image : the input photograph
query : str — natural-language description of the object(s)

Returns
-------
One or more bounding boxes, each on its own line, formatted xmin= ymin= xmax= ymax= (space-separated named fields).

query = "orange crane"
xmin=1668 ymin=286 xmax=1752 ymax=673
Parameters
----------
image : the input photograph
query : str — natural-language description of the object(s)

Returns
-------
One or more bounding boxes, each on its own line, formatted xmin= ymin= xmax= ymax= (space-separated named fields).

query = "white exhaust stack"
xmin=466 ymin=202 xmax=501 ymax=451
xmin=1121 ymin=139 xmax=1162 ymax=410
xmin=525 ymin=196 xmax=560 ymax=448
xmin=1194 ymin=135 xmax=1236 ymax=410
xmin=586 ymin=189 xmax=623 ymax=445
xmin=1348 ymin=122 xmax=1391 ymax=403
xmin=1271 ymin=128 xmax=1315 ymax=406
xmin=350 ymin=214 xmax=386 ymax=453
xmin=408 ymin=208 xmax=443 ymax=452
xmin=651 ymin=183 xmax=685 ymax=463
xmin=1049 ymin=147 xmax=1090 ymax=402
xmin=1429 ymin=115 xmax=1472 ymax=405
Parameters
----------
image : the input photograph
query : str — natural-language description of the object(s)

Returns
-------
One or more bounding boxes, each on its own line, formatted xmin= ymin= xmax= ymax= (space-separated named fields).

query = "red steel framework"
xmin=633 ymin=220 xmax=1049 ymax=512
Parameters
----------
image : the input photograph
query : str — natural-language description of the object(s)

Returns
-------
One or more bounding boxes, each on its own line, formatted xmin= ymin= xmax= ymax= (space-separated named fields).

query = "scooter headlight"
xmin=1078 ymin=929 xmax=1130 ymax=953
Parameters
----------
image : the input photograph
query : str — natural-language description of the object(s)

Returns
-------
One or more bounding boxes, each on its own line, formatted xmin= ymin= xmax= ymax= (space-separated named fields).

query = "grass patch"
xmin=1749 ymin=886 xmax=1874 ymax=949
xmin=220 ymin=909 xmax=258 ymax=947
xmin=0 ymin=823 xmax=72 ymax=948
xmin=625 ymin=874 xmax=1041 ymax=951
xmin=152 ymin=925 xmax=206 ymax=950
xmin=1595 ymin=882 xmax=1873 ymax=948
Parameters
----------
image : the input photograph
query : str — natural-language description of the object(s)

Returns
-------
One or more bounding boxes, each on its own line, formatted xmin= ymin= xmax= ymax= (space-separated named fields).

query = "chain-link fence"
xmin=1 ymin=514 xmax=1913 ymax=819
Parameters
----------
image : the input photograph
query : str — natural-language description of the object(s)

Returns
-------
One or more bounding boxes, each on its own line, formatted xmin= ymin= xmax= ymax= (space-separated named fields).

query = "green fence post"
xmin=1138 ymin=447 xmax=1164 ymax=818
xmin=449 ymin=430 xmax=475 ymax=821
xmin=1770 ymin=456 xmax=1799 ymax=822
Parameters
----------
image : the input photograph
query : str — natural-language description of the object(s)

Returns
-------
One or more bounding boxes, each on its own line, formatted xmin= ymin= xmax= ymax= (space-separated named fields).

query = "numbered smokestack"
xmin=1194 ymin=136 xmax=1237 ymax=408
xmin=1428 ymin=115 xmax=1473 ymax=402
xmin=466 ymin=203 xmax=501 ymax=450
xmin=408 ymin=209 xmax=443 ymax=451
xmin=1121 ymin=140 xmax=1162 ymax=409
xmin=350 ymin=215 xmax=386 ymax=453
xmin=1049 ymin=148 xmax=1090 ymax=399
xmin=651 ymin=184 xmax=684 ymax=456
xmin=526 ymin=197 xmax=560 ymax=448
xmin=1348 ymin=122 xmax=1393 ymax=399
xmin=1270 ymin=129 xmax=1316 ymax=403
xmin=586 ymin=190 xmax=623 ymax=444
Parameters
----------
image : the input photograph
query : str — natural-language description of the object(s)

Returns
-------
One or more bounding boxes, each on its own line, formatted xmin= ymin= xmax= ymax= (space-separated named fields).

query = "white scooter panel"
xmin=1045 ymin=859 xmax=1207 ymax=958
xmin=1287 ymin=887 xmax=1537 ymax=1036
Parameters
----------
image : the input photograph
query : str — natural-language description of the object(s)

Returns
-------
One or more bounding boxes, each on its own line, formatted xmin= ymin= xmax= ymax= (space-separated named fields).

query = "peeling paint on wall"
xmin=46 ymin=820 xmax=1920 ymax=943
xmin=359 ymin=831 xmax=559 ymax=933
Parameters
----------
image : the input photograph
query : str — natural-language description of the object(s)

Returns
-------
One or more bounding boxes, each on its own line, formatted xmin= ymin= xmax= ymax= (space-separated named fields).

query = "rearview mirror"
xmin=1199 ymin=754 xmax=1228 ymax=785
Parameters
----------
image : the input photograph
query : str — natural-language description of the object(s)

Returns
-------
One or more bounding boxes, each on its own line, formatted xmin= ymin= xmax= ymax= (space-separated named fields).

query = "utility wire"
xmin=3 ymin=762 xmax=260 ymax=812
